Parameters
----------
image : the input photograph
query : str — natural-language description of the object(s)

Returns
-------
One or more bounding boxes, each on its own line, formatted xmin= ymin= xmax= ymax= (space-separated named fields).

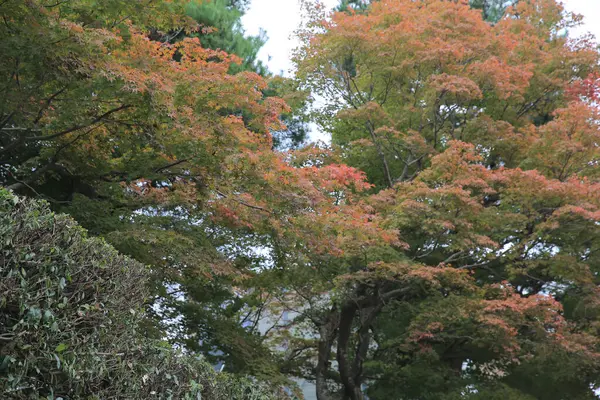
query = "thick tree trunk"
xmin=352 ymin=307 xmax=376 ymax=393
xmin=337 ymin=302 xmax=362 ymax=400
xmin=316 ymin=308 xmax=338 ymax=400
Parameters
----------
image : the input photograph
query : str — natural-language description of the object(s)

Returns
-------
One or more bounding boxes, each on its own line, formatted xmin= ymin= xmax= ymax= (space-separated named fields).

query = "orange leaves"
xmin=428 ymin=74 xmax=483 ymax=101
xmin=303 ymin=163 xmax=373 ymax=193
xmin=201 ymin=145 xmax=399 ymax=258
xmin=420 ymin=141 xmax=488 ymax=182
xmin=366 ymin=137 xmax=600 ymax=285
xmin=298 ymin=0 xmax=599 ymax=171
xmin=101 ymin=26 xmax=282 ymax=148
xmin=553 ymin=205 xmax=600 ymax=223
xmin=522 ymin=102 xmax=600 ymax=180
xmin=290 ymin=204 xmax=401 ymax=257
xmin=467 ymin=57 xmax=534 ymax=101
xmin=484 ymin=290 xmax=563 ymax=321
xmin=286 ymin=2 xmax=600 ymax=389
xmin=480 ymin=289 xmax=572 ymax=353
xmin=261 ymin=97 xmax=291 ymax=132
xmin=497 ymin=169 xmax=600 ymax=217
xmin=361 ymin=261 xmax=475 ymax=291
xmin=404 ymin=283 xmax=585 ymax=362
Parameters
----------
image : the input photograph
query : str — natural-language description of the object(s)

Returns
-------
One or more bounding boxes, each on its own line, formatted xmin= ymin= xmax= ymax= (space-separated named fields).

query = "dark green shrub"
xmin=0 ymin=189 xmax=279 ymax=399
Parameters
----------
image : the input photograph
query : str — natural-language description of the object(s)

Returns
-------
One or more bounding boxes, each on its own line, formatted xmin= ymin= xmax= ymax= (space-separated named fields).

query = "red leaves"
xmin=212 ymin=204 xmax=255 ymax=230
xmin=568 ymin=73 xmax=600 ymax=103
xmin=304 ymin=163 xmax=373 ymax=192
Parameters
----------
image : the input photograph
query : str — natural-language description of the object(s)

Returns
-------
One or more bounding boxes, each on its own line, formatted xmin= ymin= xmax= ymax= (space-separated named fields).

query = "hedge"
xmin=0 ymin=189 xmax=280 ymax=399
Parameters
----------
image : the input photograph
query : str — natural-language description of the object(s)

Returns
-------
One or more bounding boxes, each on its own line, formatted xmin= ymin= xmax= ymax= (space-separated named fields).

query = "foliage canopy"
xmin=287 ymin=0 xmax=600 ymax=398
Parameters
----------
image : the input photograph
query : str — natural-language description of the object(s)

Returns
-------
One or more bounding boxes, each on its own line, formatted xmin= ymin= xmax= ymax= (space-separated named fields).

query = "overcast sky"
xmin=242 ymin=0 xmax=338 ymax=76
xmin=242 ymin=0 xmax=600 ymax=77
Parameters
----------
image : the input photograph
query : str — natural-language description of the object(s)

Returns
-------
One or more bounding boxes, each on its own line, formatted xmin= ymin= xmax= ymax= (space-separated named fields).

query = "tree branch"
xmin=26 ymin=104 xmax=131 ymax=141
xmin=216 ymin=190 xmax=272 ymax=214
xmin=0 ymin=105 xmax=131 ymax=156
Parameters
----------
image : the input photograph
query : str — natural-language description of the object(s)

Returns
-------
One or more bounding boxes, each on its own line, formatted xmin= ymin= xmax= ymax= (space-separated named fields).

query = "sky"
xmin=565 ymin=0 xmax=600 ymax=38
xmin=242 ymin=0 xmax=339 ymax=77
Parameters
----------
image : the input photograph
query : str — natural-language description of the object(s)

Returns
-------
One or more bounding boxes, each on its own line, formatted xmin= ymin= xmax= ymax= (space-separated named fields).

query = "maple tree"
xmin=0 ymin=0 xmax=389 ymax=392
xmin=282 ymin=0 xmax=600 ymax=398
xmin=181 ymin=0 xmax=311 ymax=148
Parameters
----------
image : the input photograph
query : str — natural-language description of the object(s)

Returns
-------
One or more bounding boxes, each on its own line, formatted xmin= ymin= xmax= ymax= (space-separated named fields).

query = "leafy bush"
xmin=0 ymin=189 xmax=280 ymax=399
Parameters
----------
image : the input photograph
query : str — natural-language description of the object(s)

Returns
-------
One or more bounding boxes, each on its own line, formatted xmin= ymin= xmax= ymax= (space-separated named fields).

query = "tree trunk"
xmin=337 ymin=302 xmax=362 ymax=400
xmin=316 ymin=308 xmax=338 ymax=400
xmin=366 ymin=121 xmax=394 ymax=188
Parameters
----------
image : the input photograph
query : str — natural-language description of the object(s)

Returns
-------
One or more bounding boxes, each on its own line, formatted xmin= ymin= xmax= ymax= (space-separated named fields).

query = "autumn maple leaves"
xmin=288 ymin=0 xmax=600 ymax=398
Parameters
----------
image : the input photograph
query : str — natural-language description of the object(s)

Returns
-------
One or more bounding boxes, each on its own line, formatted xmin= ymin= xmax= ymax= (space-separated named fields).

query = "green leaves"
xmin=54 ymin=343 xmax=68 ymax=353
xmin=185 ymin=0 xmax=267 ymax=75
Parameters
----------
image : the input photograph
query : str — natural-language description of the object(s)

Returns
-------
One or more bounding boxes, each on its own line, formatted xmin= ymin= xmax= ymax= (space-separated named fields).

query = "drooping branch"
xmin=25 ymin=104 xmax=132 ymax=142
xmin=0 ymin=104 xmax=131 ymax=155
xmin=155 ymin=158 xmax=189 ymax=173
